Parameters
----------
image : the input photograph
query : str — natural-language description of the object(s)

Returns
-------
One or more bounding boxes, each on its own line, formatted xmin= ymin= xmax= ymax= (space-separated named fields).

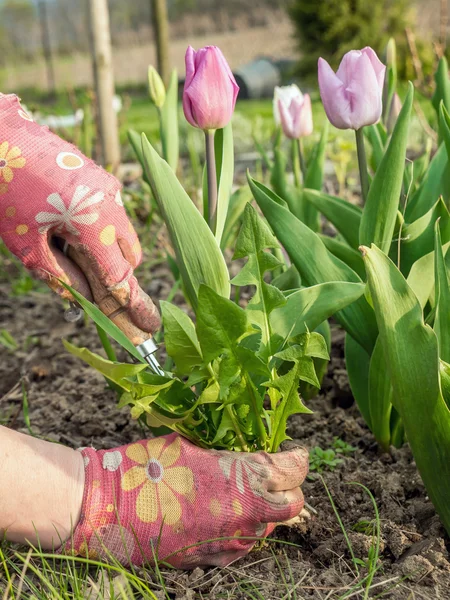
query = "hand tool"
xmin=62 ymin=242 xmax=165 ymax=376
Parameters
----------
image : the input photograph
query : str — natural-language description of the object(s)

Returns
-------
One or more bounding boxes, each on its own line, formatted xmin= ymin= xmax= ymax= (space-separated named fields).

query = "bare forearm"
xmin=0 ymin=425 xmax=84 ymax=548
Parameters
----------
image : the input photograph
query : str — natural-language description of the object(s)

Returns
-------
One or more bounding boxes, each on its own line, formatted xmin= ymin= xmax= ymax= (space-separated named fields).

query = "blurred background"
xmin=0 ymin=0 xmax=446 ymax=163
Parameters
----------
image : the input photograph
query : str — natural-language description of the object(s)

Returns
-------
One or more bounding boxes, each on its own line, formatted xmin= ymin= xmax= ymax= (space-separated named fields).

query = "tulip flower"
xmin=318 ymin=47 xmax=386 ymax=131
xmin=183 ymin=45 xmax=239 ymax=131
xmin=273 ymin=85 xmax=313 ymax=139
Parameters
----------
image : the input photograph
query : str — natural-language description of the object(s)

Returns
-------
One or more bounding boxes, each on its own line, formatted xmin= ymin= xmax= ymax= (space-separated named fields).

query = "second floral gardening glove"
xmin=64 ymin=433 xmax=309 ymax=568
xmin=0 ymin=93 xmax=160 ymax=333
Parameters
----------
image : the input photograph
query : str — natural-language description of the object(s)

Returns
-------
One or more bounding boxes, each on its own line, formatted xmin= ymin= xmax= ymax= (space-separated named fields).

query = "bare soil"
xmin=1 ymin=268 xmax=450 ymax=599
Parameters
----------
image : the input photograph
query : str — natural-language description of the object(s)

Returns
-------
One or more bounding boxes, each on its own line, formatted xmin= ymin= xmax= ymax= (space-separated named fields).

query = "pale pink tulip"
xmin=318 ymin=47 xmax=386 ymax=130
xmin=274 ymin=85 xmax=313 ymax=139
xmin=183 ymin=45 xmax=239 ymax=131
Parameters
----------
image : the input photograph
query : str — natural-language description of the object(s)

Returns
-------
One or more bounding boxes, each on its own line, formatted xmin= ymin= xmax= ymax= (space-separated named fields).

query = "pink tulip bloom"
xmin=318 ymin=47 xmax=386 ymax=130
xmin=183 ymin=45 xmax=239 ymax=131
xmin=274 ymin=85 xmax=313 ymax=139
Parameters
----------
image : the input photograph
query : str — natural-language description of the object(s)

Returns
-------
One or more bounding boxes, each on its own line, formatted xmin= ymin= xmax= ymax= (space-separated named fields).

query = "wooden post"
xmin=151 ymin=0 xmax=170 ymax=86
xmin=88 ymin=0 xmax=121 ymax=169
xmin=37 ymin=0 xmax=56 ymax=93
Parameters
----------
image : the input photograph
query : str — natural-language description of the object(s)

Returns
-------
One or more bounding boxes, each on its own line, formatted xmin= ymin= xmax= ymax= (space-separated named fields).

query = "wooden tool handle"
xmin=67 ymin=246 xmax=152 ymax=347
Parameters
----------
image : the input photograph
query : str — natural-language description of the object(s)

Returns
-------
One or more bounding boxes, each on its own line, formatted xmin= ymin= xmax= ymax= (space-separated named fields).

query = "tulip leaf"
xmin=368 ymin=336 xmax=393 ymax=452
xmin=364 ymin=124 xmax=385 ymax=172
xmin=362 ymin=243 xmax=450 ymax=537
xmin=304 ymin=189 xmax=362 ymax=249
xmin=272 ymin=264 xmax=302 ymax=291
xmin=248 ymin=173 xmax=377 ymax=353
xmin=320 ymin=235 xmax=366 ymax=279
xmin=432 ymin=57 xmax=450 ymax=118
xmin=160 ymin=69 xmax=179 ymax=171
xmin=160 ymin=302 xmax=204 ymax=374
xmin=359 ymin=82 xmax=413 ymax=253
xmin=406 ymin=143 xmax=449 ymax=221
xmin=270 ymin=282 xmax=365 ymax=342
xmin=407 ymin=241 xmax=450 ymax=308
xmin=399 ymin=197 xmax=450 ymax=275
xmin=214 ymin=123 xmax=234 ymax=246
xmin=231 ymin=204 xmax=286 ymax=352
xmin=141 ymin=134 xmax=230 ymax=308
xmin=303 ymin=121 xmax=329 ymax=231
xmin=270 ymin=147 xmax=305 ymax=222
xmin=434 ymin=222 xmax=450 ymax=362
xmin=345 ymin=334 xmax=372 ymax=429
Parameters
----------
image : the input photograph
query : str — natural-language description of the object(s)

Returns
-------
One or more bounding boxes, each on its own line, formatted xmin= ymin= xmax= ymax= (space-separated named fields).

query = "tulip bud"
xmin=148 ymin=66 xmax=166 ymax=108
xmin=183 ymin=45 xmax=239 ymax=131
xmin=274 ymin=85 xmax=313 ymax=139
xmin=318 ymin=47 xmax=386 ymax=130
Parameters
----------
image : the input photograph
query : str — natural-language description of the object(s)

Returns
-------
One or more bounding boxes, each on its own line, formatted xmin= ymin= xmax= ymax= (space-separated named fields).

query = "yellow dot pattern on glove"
xmin=232 ymin=498 xmax=243 ymax=516
xmin=132 ymin=240 xmax=141 ymax=255
xmin=100 ymin=225 xmax=116 ymax=246
xmin=106 ymin=504 xmax=114 ymax=513
xmin=209 ymin=498 xmax=221 ymax=517
xmin=0 ymin=184 xmax=8 ymax=195
xmin=15 ymin=224 xmax=28 ymax=235
xmin=233 ymin=529 xmax=242 ymax=537
xmin=5 ymin=206 xmax=15 ymax=217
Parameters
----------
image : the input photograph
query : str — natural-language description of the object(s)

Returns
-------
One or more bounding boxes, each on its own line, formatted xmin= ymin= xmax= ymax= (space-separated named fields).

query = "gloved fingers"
xmin=262 ymin=446 xmax=309 ymax=492
xmin=70 ymin=236 xmax=160 ymax=334
xmin=117 ymin=227 xmax=142 ymax=269
xmin=256 ymin=486 xmax=305 ymax=525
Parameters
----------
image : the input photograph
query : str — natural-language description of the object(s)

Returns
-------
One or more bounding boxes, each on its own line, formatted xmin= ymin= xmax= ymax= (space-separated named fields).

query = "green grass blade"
xmin=359 ymin=82 xmax=413 ymax=253
xmin=362 ymin=243 xmax=450 ymax=536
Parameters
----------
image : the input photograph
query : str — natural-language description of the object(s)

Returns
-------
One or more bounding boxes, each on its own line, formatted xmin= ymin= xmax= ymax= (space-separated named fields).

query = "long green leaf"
xmin=362 ymin=243 xmax=450 ymax=536
xmin=364 ymin=124 xmax=385 ymax=172
xmin=407 ymin=241 xmax=450 ymax=308
xmin=434 ymin=222 xmax=450 ymax=362
xmin=60 ymin=281 xmax=143 ymax=361
xmin=320 ymin=235 xmax=366 ymax=279
xmin=406 ymin=143 xmax=449 ymax=221
xmin=432 ymin=57 xmax=450 ymax=118
xmin=368 ymin=336 xmax=393 ymax=452
xmin=214 ymin=123 xmax=234 ymax=245
xmin=248 ymin=174 xmax=377 ymax=353
xmin=304 ymin=189 xmax=362 ymax=249
xmin=270 ymin=282 xmax=365 ymax=341
xmin=141 ymin=134 xmax=230 ymax=308
xmin=400 ymin=198 xmax=450 ymax=275
xmin=159 ymin=69 xmax=179 ymax=171
xmin=359 ymin=82 xmax=413 ymax=253
xmin=345 ymin=334 xmax=371 ymax=429
xmin=220 ymin=187 xmax=252 ymax=251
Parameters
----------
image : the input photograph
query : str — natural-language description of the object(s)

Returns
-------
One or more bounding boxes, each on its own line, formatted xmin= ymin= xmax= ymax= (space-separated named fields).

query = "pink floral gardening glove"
xmin=0 ymin=93 xmax=160 ymax=333
xmin=64 ymin=433 xmax=308 ymax=568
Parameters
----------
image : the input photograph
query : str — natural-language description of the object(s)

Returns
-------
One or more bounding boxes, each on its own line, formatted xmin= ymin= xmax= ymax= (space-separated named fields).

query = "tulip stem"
xmin=205 ymin=129 xmax=218 ymax=232
xmin=292 ymin=139 xmax=302 ymax=187
xmin=298 ymin=138 xmax=307 ymax=182
xmin=355 ymin=128 xmax=370 ymax=203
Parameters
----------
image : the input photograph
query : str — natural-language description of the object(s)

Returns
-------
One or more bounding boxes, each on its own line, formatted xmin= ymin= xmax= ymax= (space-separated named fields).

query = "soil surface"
xmin=1 ymin=279 xmax=450 ymax=599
